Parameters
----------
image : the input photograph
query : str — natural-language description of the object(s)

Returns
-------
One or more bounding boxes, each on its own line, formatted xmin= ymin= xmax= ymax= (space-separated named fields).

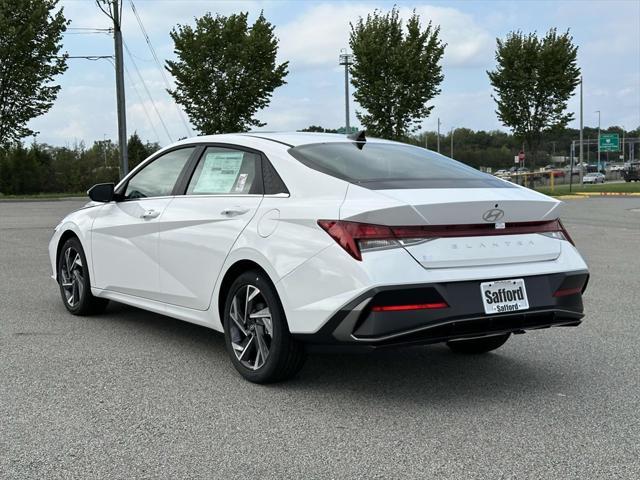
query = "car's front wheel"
xmin=446 ymin=333 xmax=510 ymax=354
xmin=223 ymin=270 xmax=306 ymax=383
xmin=57 ymin=237 xmax=109 ymax=315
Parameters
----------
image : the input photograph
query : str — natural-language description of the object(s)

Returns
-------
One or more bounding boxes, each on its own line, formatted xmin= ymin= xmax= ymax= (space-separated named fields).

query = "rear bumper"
xmin=293 ymin=271 xmax=588 ymax=348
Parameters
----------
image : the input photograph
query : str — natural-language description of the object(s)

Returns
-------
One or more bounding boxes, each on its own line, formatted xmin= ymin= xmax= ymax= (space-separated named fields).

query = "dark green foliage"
xmin=127 ymin=131 xmax=157 ymax=169
xmin=166 ymin=11 xmax=288 ymax=134
xmin=0 ymin=135 xmax=160 ymax=195
xmin=349 ymin=7 xmax=445 ymax=139
xmin=0 ymin=0 xmax=68 ymax=146
xmin=298 ymin=126 xmax=339 ymax=133
xmin=487 ymin=29 xmax=580 ymax=168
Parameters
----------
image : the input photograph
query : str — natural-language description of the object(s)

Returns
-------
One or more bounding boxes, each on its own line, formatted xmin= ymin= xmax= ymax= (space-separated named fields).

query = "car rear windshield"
xmin=288 ymin=142 xmax=514 ymax=189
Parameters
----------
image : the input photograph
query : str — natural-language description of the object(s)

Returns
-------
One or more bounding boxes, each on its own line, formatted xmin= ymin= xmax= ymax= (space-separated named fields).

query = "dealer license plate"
xmin=480 ymin=278 xmax=529 ymax=314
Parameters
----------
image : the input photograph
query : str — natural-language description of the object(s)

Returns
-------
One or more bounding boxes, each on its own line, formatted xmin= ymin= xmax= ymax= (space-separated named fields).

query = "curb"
xmin=573 ymin=192 xmax=640 ymax=197
xmin=555 ymin=195 xmax=587 ymax=200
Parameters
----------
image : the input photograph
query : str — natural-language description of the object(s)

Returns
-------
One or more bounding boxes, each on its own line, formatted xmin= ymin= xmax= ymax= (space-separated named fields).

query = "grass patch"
xmin=535 ymin=182 xmax=640 ymax=196
xmin=0 ymin=192 xmax=86 ymax=201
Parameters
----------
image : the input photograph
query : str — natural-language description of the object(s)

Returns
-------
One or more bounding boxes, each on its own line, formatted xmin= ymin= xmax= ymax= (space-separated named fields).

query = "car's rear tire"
xmin=57 ymin=237 xmax=109 ymax=315
xmin=446 ymin=333 xmax=510 ymax=354
xmin=223 ymin=270 xmax=306 ymax=383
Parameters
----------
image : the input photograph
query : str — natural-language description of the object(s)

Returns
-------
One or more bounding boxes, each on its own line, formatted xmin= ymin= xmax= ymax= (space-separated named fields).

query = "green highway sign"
xmin=599 ymin=133 xmax=619 ymax=152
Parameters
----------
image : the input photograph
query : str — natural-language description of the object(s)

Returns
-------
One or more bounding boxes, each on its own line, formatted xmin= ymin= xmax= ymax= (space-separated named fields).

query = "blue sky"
xmin=30 ymin=0 xmax=640 ymax=147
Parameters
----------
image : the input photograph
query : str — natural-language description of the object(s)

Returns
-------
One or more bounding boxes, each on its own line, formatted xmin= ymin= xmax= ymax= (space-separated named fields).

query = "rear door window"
xmin=186 ymin=147 xmax=262 ymax=195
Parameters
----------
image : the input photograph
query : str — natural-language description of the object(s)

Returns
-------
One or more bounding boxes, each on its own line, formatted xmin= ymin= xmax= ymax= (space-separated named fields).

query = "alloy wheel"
xmin=228 ymin=284 xmax=273 ymax=371
xmin=60 ymin=247 xmax=84 ymax=307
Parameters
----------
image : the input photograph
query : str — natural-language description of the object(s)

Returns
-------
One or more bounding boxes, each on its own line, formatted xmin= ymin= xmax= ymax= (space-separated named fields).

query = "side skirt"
xmin=91 ymin=287 xmax=223 ymax=332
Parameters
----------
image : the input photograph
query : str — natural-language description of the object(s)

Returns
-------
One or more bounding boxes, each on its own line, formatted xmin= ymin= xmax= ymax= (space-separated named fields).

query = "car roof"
xmin=172 ymin=131 xmax=396 ymax=148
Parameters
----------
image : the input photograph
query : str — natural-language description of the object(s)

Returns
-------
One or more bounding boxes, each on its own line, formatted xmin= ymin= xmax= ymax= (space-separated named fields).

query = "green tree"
xmin=349 ymin=7 xmax=445 ymax=139
xmin=487 ymin=29 xmax=580 ymax=168
xmin=127 ymin=131 xmax=158 ymax=169
xmin=166 ymin=11 xmax=288 ymax=134
xmin=0 ymin=0 xmax=68 ymax=146
xmin=298 ymin=125 xmax=339 ymax=133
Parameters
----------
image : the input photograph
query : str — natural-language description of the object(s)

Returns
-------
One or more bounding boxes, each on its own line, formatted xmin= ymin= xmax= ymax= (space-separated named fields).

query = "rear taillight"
xmin=553 ymin=287 xmax=582 ymax=297
xmin=371 ymin=302 xmax=448 ymax=312
xmin=318 ymin=219 xmax=574 ymax=261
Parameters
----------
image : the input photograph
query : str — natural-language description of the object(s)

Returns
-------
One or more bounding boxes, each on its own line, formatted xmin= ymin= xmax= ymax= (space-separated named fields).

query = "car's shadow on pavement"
xmin=100 ymin=302 xmax=572 ymax=406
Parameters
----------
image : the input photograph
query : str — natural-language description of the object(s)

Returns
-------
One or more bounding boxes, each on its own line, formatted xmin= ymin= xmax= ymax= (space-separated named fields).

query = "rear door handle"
xmin=141 ymin=209 xmax=160 ymax=219
xmin=221 ymin=207 xmax=250 ymax=217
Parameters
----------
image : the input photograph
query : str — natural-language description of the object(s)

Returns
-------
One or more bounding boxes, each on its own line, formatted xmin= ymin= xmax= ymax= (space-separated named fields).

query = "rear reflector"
xmin=318 ymin=219 xmax=575 ymax=261
xmin=371 ymin=302 xmax=449 ymax=312
xmin=553 ymin=287 xmax=583 ymax=297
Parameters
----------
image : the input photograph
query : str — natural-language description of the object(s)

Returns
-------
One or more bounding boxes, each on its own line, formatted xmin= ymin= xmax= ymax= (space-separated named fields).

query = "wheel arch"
xmin=217 ymin=259 xmax=274 ymax=324
xmin=56 ymin=229 xmax=81 ymax=272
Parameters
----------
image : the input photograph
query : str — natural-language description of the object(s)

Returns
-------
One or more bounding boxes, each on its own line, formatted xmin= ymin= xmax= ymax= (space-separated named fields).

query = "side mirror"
xmin=87 ymin=183 xmax=115 ymax=203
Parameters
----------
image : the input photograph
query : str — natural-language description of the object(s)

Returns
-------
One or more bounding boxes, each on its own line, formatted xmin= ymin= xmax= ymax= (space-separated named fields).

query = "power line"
xmin=129 ymin=0 xmax=192 ymax=137
xmin=123 ymin=40 xmax=173 ymax=142
xmin=67 ymin=27 xmax=112 ymax=31
xmin=63 ymin=55 xmax=114 ymax=60
xmin=123 ymin=63 xmax=162 ymax=144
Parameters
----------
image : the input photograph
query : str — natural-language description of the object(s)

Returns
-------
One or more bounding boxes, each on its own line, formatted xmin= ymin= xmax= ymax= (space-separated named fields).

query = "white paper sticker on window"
xmin=193 ymin=151 xmax=244 ymax=193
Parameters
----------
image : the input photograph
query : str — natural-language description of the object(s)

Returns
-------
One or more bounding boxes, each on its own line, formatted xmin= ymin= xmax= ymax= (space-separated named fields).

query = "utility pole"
xmin=596 ymin=110 xmax=601 ymax=173
xmin=437 ymin=118 xmax=441 ymax=153
xmin=339 ymin=50 xmax=353 ymax=134
xmin=103 ymin=133 xmax=108 ymax=167
xmin=450 ymin=128 xmax=455 ymax=158
xmin=579 ymin=76 xmax=584 ymax=184
xmin=569 ymin=140 xmax=575 ymax=192
xmin=96 ymin=0 xmax=128 ymax=177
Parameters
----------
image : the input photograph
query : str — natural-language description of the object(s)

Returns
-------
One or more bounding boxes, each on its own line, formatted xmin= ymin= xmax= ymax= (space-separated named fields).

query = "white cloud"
xmin=277 ymin=3 xmax=494 ymax=69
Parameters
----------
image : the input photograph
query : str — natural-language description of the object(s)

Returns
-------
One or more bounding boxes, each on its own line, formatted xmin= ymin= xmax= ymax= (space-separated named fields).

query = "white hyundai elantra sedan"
xmin=49 ymin=132 xmax=589 ymax=383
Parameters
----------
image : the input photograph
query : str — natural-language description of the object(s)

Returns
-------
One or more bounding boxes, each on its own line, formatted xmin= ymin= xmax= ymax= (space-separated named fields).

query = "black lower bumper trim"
xmin=294 ymin=271 xmax=588 ymax=347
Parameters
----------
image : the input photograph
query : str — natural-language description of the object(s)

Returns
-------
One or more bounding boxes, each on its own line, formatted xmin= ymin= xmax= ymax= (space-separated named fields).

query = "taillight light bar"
xmin=318 ymin=219 xmax=574 ymax=261
xmin=371 ymin=302 xmax=448 ymax=312
xmin=553 ymin=287 xmax=583 ymax=297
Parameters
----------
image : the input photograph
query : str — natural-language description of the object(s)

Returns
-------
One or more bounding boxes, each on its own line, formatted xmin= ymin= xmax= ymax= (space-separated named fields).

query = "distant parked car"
xmin=583 ymin=172 xmax=605 ymax=184
xmin=622 ymin=163 xmax=640 ymax=182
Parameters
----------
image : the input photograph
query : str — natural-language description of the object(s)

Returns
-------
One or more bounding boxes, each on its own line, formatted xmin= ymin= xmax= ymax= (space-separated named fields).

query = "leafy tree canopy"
xmin=349 ymin=7 xmax=445 ymax=140
xmin=0 ymin=0 xmax=68 ymax=146
xmin=298 ymin=125 xmax=338 ymax=133
xmin=487 ymin=29 xmax=580 ymax=166
xmin=166 ymin=11 xmax=288 ymax=134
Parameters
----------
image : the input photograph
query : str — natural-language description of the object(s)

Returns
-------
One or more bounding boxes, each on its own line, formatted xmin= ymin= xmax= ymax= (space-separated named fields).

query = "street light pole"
xmin=596 ymin=110 xmax=601 ymax=172
xmin=339 ymin=50 xmax=354 ymax=133
xmin=579 ymin=76 xmax=584 ymax=184
xmin=437 ymin=118 xmax=441 ymax=153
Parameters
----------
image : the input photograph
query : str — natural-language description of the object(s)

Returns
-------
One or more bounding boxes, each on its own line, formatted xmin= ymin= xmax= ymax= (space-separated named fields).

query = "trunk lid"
xmin=340 ymin=185 xmax=563 ymax=268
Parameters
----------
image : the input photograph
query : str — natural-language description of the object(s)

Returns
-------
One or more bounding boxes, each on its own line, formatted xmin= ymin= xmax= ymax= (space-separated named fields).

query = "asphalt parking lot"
xmin=1 ymin=197 xmax=639 ymax=479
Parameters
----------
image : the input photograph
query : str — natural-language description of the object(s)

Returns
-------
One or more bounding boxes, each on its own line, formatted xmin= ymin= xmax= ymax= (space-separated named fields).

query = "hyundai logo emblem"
xmin=482 ymin=208 xmax=505 ymax=222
